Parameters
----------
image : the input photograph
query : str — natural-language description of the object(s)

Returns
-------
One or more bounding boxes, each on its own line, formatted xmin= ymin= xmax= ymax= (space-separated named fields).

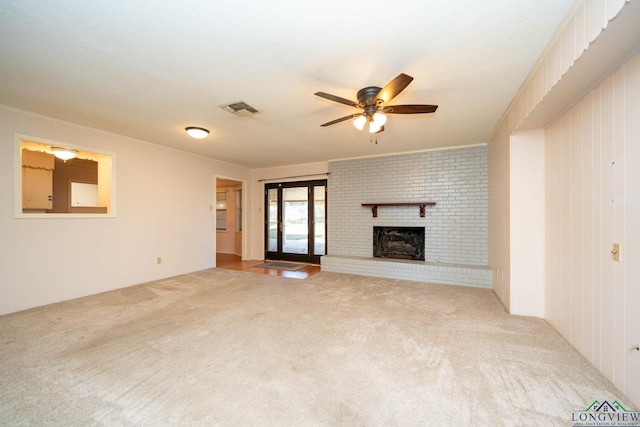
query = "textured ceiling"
xmin=0 ymin=0 xmax=575 ymax=168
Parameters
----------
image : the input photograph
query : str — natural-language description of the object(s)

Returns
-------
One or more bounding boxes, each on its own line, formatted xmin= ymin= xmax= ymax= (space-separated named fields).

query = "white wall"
xmin=0 ymin=106 xmax=250 ymax=315
xmin=509 ymin=130 xmax=545 ymax=317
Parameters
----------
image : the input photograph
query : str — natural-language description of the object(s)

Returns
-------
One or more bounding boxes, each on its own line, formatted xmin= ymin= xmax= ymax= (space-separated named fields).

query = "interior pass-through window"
xmin=15 ymin=134 xmax=115 ymax=217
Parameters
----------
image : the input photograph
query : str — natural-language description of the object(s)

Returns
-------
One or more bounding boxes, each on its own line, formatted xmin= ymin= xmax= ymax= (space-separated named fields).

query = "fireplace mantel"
xmin=361 ymin=202 xmax=436 ymax=218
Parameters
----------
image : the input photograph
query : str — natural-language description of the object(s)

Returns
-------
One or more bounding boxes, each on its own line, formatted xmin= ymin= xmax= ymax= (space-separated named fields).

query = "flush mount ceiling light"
xmin=185 ymin=127 xmax=210 ymax=139
xmin=51 ymin=147 xmax=78 ymax=161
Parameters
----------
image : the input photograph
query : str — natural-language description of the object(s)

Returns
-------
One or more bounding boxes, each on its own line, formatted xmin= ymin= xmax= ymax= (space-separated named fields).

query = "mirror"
xmin=15 ymin=134 xmax=115 ymax=217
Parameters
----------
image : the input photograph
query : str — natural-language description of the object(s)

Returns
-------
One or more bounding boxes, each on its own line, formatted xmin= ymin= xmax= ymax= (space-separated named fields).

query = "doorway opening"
xmin=216 ymin=177 xmax=244 ymax=260
xmin=264 ymin=179 xmax=326 ymax=264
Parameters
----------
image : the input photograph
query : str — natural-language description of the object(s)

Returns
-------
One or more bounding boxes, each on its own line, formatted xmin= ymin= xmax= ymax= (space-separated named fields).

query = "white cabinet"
xmin=22 ymin=149 xmax=54 ymax=210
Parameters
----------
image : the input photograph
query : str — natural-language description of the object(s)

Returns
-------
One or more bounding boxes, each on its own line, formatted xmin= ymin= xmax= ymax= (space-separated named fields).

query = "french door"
xmin=265 ymin=179 xmax=326 ymax=264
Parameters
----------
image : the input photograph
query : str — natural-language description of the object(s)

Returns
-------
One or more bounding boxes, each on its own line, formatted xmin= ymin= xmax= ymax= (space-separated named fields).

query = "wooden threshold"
xmin=216 ymin=253 xmax=321 ymax=279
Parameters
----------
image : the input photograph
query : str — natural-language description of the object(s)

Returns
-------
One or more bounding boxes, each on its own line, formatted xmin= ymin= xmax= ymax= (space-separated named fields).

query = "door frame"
xmin=214 ymin=176 xmax=247 ymax=262
xmin=264 ymin=179 xmax=327 ymax=264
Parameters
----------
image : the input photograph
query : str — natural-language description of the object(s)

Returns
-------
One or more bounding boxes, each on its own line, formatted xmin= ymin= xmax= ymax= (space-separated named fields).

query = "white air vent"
xmin=220 ymin=101 xmax=259 ymax=117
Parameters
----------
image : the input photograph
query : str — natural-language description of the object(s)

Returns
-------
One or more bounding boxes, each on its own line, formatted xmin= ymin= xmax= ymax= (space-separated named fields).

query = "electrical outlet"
xmin=611 ymin=243 xmax=620 ymax=261
xmin=157 ymin=257 xmax=162 ymax=264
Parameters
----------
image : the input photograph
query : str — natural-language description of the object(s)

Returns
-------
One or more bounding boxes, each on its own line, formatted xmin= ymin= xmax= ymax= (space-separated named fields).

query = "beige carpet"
xmin=0 ymin=269 xmax=628 ymax=426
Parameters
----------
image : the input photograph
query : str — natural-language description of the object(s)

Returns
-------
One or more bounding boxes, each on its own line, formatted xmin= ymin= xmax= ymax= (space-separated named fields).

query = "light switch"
xmin=611 ymin=243 xmax=620 ymax=261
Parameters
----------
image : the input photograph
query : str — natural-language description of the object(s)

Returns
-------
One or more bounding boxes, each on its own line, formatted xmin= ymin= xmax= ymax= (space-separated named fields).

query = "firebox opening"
xmin=373 ymin=226 xmax=425 ymax=261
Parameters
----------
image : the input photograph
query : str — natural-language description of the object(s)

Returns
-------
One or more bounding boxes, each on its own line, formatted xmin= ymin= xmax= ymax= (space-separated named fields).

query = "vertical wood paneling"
xmin=623 ymin=51 xmax=640 ymax=408
xmin=561 ymin=19 xmax=576 ymax=74
xmin=553 ymin=44 xmax=563 ymax=88
xmin=513 ymin=99 xmax=522 ymax=130
xmin=591 ymin=86 xmax=603 ymax=371
xmin=514 ymin=0 xmax=626 ymax=132
xmin=606 ymin=0 xmax=627 ymax=22
xmin=545 ymin=55 xmax=640 ymax=402
xmin=575 ymin=2 xmax=587 ymax=54
xmin=494 ymin=0 xmax=639 ymax=404
xmin=581 ymin=93 xmax=596 ymax=364
xmin=612 ymin=66 xmax=626 ymax=388
xmin=545 ymin=124 xmax=561 ymax=329
xmin=585 ymin=0 xmax=607 ymax=44
xmin=600 ymin=74 xmax=616 ymax=381
xmin=536 ymin=68 xmax=545 ymax=107
xmin=544 ymin=55 xmax=554 ymax=95
xmin=559 ymin=119 xmax=572 ymax=337
xmin=525 ymin=85 xmax=535 ymax=122
xmin=570 ymin=105 xmax=584 ymax=352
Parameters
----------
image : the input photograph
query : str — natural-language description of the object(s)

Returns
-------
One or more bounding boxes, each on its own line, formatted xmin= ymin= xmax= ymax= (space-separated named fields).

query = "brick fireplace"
xmin=373 ymin=226 xmax=425 ymax=261
xmin=321 ymin=146 xmax=492 ymax=288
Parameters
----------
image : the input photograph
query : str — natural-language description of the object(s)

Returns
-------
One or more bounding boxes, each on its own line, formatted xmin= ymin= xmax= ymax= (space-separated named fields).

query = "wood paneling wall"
xmin=508 ymin=0 xmax=628 ymax=131
xmin=545 ymin=53 xmax=640 ymax=406
xmin=488 ymin=0 xmax=639 ymax=405
xmin=489 ymin=1 xmax=633 ymax=313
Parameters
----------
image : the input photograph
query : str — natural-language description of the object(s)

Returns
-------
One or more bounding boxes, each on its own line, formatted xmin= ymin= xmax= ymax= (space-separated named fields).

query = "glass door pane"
xmin=216 ymin=191 xmax=227 ymax=230
xmin=267 ymin=188 xmax=278 ymax=252
xmin=264 ymin=179 xmax=326 ymax=264
xmin=314 ymin=185 xmax=326 ymax=255
xmin=283 ymin=187 xmax=308 ymax=254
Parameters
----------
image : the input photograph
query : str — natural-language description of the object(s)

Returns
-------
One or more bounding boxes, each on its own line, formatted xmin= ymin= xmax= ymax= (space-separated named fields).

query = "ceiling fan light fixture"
xmin=372 ymin=112 xmax=387 ymax=126
xmin=51 ymin=147 xmax=78 ymax=161
xmin=368 ymin=122 xmax=382 ymax=134
xmin=185 ymin=127 xmax=210 ymax=139
xmin=353 ymin=115 xmax=367 ymax=130
xmin=315 ymin=73 xmax=438 ymax=134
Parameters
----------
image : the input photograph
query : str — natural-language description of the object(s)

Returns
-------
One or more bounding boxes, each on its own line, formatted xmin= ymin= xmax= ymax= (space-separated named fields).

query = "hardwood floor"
xmin=215 ymin=253 xmax=321 ymax=279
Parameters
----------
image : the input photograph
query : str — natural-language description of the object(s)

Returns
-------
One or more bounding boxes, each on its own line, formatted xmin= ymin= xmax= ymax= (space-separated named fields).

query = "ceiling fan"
xmin=315 ymin=73 xmax=438 ymax=134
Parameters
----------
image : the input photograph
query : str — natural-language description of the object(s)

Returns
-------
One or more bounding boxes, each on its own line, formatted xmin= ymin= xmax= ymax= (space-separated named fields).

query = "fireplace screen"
xmin=373 ymin=226 xmax=425 ymax=261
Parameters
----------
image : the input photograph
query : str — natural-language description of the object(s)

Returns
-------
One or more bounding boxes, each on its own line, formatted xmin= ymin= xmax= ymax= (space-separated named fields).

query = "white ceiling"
xmin=0 ymin=0 xmax=576 ymax=168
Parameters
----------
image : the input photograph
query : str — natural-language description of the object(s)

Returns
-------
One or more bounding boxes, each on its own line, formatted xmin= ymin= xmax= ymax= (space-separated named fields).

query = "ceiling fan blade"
xmin=382 ymin=104 xmax=438 ymax=114
xmin=314 ymin=92 xmax=361 ymax=108
xmin=320 ymin=113 xmax=362 ymax=127
xmin=374 ymin=73 xmax=414 ymax=105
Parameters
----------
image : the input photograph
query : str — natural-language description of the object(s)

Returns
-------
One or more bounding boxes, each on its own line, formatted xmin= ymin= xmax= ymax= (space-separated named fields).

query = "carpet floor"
xmin=0 ymin=269 xmax=628 ymax=426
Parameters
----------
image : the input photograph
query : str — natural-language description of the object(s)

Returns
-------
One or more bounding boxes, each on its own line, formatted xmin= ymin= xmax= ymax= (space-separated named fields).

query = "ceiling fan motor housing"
xmin=357 ymin=86 xmax=382 ymax=105
xmin=357 ymin=86 xmax=383 ymax=118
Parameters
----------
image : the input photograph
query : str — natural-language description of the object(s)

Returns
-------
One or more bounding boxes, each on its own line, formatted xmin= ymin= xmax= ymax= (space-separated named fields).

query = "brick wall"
xmin=327 ymin=145 xmax=488 ymax=265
